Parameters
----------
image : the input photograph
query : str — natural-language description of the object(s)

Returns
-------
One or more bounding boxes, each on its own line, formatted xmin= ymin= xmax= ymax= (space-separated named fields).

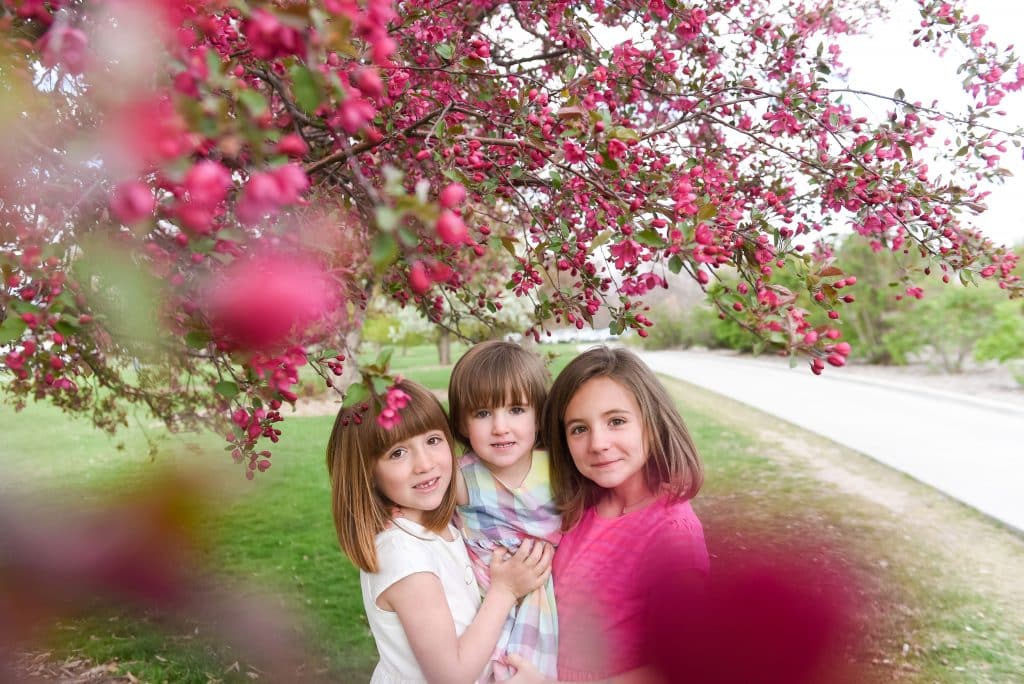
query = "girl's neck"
xmin=391 ymin=508 xmax=455 ymax=540
xmin=600 ymin=480 xmax=658 ymax=518
xmin=481 ymin=451 xmax=534 ymax=490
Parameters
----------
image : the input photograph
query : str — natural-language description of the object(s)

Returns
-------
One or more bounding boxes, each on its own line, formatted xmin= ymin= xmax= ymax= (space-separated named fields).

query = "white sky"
xmin=836 ymin=0 xmax=1024 ymax=246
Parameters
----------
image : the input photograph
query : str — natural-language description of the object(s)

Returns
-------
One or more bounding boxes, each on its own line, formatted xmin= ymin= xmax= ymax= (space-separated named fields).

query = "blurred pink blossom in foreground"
xmin=205 ymin=251 xmax=336 ymax=353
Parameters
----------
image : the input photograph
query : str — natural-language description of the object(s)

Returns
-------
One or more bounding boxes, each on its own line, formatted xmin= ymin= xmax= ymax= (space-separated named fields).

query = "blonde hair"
xmin=447 ymin=340 xmax=549 ymax=449
xmin=542 ymin=346 xmax=703 ymax=531
xmin=326 ymin=380 xmax=457 ymax=572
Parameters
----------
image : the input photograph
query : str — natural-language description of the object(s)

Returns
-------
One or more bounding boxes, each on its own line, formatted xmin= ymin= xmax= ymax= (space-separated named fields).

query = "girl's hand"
xmin=488 ymin=538 xmax=553 ymax=600
xmin=503 ymin=654 xmax=552 ymax=684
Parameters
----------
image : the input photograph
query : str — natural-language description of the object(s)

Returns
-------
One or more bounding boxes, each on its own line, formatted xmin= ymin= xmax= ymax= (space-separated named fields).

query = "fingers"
xmin=511 ymin=537 xmax=535 ymax=560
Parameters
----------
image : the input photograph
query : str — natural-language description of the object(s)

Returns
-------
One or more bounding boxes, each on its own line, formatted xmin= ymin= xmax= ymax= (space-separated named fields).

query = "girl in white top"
xmin=327 ymin=380 xmax=553 ymax=684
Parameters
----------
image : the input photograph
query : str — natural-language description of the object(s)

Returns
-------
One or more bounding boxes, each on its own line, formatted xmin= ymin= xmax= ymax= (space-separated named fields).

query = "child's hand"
xmin=488 ymin=538 xmax=552 ymax=600
xmin=502 ymin=654 xmax=552 ymax=683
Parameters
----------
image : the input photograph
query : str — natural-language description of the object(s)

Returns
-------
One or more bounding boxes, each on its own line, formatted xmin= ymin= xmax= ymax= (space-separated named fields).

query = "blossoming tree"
xmin=1 ymin=0 xmax=1020 ymax=474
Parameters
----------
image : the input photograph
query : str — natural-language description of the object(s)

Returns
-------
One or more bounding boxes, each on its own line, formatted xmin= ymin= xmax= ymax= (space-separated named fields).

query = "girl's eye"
xmin=509 ymin=406 xmax=526 ymax=415
xmin=473 ymin=409 xmax=490 ymax=419
xmin=426 ymin=435 xmax=444 ymax=446
xmin=387 ymin=447 xmax=406 ymax=460
xmin=609 ymin=417 xmax=626 ymax=427
xmin=568 ymin=424 xmax=587 ymax=436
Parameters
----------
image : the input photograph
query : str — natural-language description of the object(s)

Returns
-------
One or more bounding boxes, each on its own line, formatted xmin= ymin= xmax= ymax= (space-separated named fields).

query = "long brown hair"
xmin=543 ymin=346 xmax=703 ymax=531
xmin=447 ymin=340 xmax=549 ymax=449
xmin=326 ymin=380 xmax=457 ymax=572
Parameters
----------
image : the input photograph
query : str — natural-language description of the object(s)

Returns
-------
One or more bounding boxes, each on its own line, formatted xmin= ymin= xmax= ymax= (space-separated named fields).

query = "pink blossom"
xmin=351 ymin=66 xmax=384 ymax=99
xmin=409 ymin=261 xmax=431 ymax=294
xmin=242 ymin=8 xmax=304 ymax=60
xmin=110 ymin=181 xmax=155 ymax=224
xmin=377 ymin=406 xmax=401 ymax=430
xmin=276 ymin=134 xmax=309 ymax=157
xmin=184 ymin=161 xmax=232 ymax=208
xmin=205 ymin=252 xmax=336 ymax=352
xmin=563 ymin=141 xmax=587 ymax=164
xmin=39 ymin=25 xmax=89 ymax=75
xmin=333 ymin=96 xmax=377 ymax=134
xmin=439 ymin=183 xmax=467 ymax=208
xmin=609 ymin=239 xmax=641 ymax=269
xmin=607 ymin=139 xmax=628 ymax=159
xmin=436 ymin=210 xmax=469 ymax=245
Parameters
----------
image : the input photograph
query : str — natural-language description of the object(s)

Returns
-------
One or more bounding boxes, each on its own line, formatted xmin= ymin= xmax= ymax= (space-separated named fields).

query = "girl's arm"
xmin=503 ymin=656 xmax=661 ymax=684
xmin=380 ymin=538 xmax=553 ymax=684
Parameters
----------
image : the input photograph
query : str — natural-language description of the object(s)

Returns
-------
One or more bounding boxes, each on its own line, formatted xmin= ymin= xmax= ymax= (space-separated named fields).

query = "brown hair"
xmin=326 ymin=380 xmax=458 ymax=572
xmin=447 ymin=340 xmax=549 ymax=449
xmin=542 ymin=346 xmax=703 ymax=531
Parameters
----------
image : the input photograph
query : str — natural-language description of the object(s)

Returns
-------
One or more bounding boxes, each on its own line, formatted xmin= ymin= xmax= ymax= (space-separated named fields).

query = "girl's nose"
xmin=589 ymin=426 xmax=610 ymax=451
xmin=411 ymin=446 xmax=432 ymax=472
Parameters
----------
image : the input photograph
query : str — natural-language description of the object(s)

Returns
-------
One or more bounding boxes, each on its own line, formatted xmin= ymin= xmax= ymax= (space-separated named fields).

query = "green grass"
xmin=3 ymin=343 xmax=1023 ymax=683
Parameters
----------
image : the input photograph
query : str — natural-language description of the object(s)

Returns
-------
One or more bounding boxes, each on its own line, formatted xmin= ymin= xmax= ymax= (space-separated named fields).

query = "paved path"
xmin=639 ymin=350 xmax=1024 ymax=533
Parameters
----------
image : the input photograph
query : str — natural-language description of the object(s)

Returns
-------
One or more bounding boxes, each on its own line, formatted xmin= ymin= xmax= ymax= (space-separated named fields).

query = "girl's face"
xmin=563 ymin=376 xmax=650 ymax=495
xmin=463 ymin=400 xmax=538 ymax=476
xmin=373 ymin=429 xmax=453 ymax=525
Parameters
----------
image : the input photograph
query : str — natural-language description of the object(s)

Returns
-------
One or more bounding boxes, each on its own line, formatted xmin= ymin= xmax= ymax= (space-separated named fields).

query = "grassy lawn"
xmin=3 ymin=343 xmax=1022 ymax=682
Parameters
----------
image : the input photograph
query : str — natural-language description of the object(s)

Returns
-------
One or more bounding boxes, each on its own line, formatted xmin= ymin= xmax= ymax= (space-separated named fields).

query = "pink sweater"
xmin=552 ymin=497 xmax=709 ymax=680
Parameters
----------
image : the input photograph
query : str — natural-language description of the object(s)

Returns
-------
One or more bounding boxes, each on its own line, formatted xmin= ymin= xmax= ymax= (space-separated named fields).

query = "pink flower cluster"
xmin=376 ymin=385 xmax=411 ymax=430
xmin=204 ymin=251 xmax=335 ymax=353
xmin=236 ymin=165 xmax=309 ymax=226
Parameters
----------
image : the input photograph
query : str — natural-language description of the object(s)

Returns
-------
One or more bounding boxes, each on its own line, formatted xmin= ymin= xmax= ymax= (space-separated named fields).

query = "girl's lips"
xmin=413 ymin=476 xmax=440 ymax=491
xmin=490 ymin=441 xmax=516 ymax=449
xmin=591 ymin=460 xmax=619 ymax=469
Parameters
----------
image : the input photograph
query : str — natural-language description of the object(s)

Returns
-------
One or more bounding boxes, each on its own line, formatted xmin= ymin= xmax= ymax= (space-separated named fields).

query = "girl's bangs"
xmin=364 ymin=390 xmax=451 ymax=458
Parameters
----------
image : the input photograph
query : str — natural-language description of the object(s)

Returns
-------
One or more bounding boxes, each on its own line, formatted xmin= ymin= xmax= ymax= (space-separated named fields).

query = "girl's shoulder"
xmin=372 ymin=521 xmax=449 ymax=573
xmin=647 ymin=496 xmax=702 ymax=529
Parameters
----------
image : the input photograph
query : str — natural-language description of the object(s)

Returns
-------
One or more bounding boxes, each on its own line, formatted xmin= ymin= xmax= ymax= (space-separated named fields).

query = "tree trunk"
xmin=438 ymin=329 xmax=451 ymax=366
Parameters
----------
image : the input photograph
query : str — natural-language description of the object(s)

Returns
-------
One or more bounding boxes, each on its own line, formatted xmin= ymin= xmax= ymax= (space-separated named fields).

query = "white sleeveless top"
xmin=360 ymin=520 xmax=482 ymax=683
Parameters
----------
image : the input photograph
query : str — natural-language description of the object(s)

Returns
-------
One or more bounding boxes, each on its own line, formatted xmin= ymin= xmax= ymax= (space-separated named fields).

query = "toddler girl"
xmin=448 ymin=341 xmax=562 ymax=681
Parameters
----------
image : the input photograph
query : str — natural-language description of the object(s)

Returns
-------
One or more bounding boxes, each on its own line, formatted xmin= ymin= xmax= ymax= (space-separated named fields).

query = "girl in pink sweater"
xmin=508 ymin=346 xmax=709 ymax=683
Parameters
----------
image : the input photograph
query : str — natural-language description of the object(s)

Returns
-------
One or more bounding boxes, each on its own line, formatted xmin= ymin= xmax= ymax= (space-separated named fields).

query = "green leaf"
xmin=371 ymin=232 xmax=399 ymax=272
xmin=237 ymin=89 xmax=268 ymax=117
xmin=375 ymin=206 xmax=402 ymax=232
xmin=343 ymin=381 xmax=370 ymax=407
xmin=214 ymin=380 xmax=240 ymax=399
xmin=634 ymin=228 xmax=667 ymax=247
xmin=608 ymin=126 xmax=639 ymax=142
xmin=434 ymin=43 xmax=454 ymax=61
xmin=589 ymin=229 xmax=613 ymax=252
xmin=185 ymin=331 xmax=211 ymax=349
xmin=668 ymin=255 xmax=684 ymax=275
xmin=697 ymin=203 xmax=718 ymax=221
xmin=375 ymin=347 xmax=394 ymax=369
xmin=600 ymin=154 xmax=619 ymax=171
xmin=289 ymin=64 xmax=322 ymax=113
xmin=549 ymin=171 xmax=562 ymax=189
xmin=0 ymin=316 xmax=27 ymax=344
xmin=54 ymin=321 xmax=79 ymax=337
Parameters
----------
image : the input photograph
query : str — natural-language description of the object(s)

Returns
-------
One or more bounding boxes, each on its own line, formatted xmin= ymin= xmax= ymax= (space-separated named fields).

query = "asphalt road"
xmin=639 ymin=350 xmax=1024 ymax=533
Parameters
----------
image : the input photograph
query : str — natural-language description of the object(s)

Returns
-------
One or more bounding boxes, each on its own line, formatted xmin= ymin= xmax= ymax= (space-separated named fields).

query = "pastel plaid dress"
xmin=456 ymin=450 xmax=562 ymax=681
